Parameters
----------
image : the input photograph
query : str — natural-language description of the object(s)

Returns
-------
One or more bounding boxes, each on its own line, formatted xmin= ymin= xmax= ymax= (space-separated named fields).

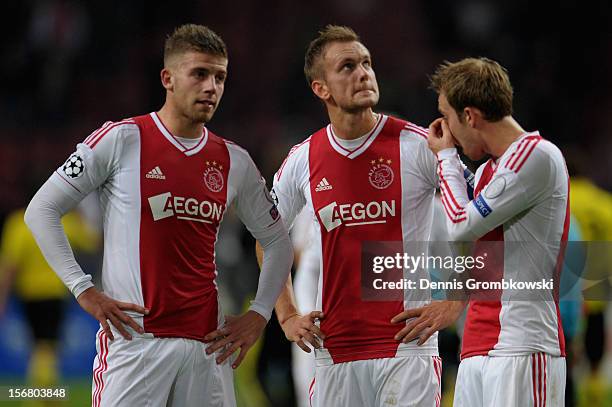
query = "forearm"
xmin=256 ymin=241 xmax=300 ymax=323
xmin=437 ymin=149 xmax=479 ymax=241
xmin=24 ymin=180 xmax=93 ymax=298
xmin=249 ymin=232 xmax=293 ymax=321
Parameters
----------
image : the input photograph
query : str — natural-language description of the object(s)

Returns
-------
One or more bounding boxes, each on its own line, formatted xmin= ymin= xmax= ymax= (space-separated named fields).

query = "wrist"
xmin=436 ymin=148 xmax=458 ymax=160
xmin=279 ymin=312 xmax=299 ymax=326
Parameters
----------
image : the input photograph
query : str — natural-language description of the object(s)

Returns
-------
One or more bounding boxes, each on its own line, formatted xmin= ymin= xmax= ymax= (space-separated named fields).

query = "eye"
xmin=363 ymin=59 xmax=371 ymax=68
xmin=216 ymin=74 xmax=226 ymax=83
xmin=342 ymin=62 xmax=354 ymax=71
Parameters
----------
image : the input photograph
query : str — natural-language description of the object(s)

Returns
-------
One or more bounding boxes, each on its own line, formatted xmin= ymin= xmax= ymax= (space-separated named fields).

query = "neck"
xmin=481 ymin=116 xmax=526 ymax=158
xmin=157 ymin=103 xmax=204 ymax=139
xmin=328 ymin=107 xmax=378 ymax=140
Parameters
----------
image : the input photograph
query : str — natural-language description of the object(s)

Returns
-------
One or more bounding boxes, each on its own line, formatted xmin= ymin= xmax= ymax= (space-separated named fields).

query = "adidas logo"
xmin=146 ymin=166 xmax=166 ymax=180
xmin=315 ymin=177 xmax=333 ymax=192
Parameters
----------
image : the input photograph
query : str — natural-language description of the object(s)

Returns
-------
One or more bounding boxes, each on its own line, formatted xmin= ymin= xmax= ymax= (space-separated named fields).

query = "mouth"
xmin=195 ymin=100 xmax=216 ymax=109
xmin=356 ymin=89 xmax=375 ymax=95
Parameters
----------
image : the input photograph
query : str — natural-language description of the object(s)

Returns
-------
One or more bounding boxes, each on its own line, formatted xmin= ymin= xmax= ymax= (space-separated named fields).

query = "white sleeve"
xmin=24 ymin=181 xmax=94 ymax=297
xmin=402 ymin=126 xmax=475 ymax=196
xmin=418 ymin=141 xmax=439 ymax=189
xmin=271 ymin=145 xmax=308 ymax=231
xmin=233 ymin=153 xmax=293 ymax=321
xmin=436 ymin=146 xmax=552 ymax=241
xmin=24 ymin=123 xmax=129 ymax=298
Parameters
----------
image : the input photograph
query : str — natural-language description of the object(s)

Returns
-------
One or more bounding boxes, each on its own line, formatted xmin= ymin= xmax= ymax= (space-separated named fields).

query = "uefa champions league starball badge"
xmin=62 ymin=153 xmax=85 ymax=179
xmin=203 ymin=161 xmax=224 ymax=192
xmin=368 ymin=157 xmax=394 ymax=189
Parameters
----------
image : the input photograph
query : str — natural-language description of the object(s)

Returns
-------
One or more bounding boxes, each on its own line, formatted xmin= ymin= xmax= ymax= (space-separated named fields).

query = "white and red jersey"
xmin=273 ymin=114 xmax=439 ymax=365
xmin=437 ymin=132 xmax=569 ymax=358
xmin=48 ymin=112 xmax=284 ymax=341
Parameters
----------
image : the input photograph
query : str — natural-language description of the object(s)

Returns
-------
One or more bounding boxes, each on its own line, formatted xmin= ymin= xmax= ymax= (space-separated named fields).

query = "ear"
xmin=311 ymin=79 xmax=330 ymax=102
xmin=161 ymin=68 xmax=173 ymax=91
xmin=463 ymin=107 xmax=482 ymax=128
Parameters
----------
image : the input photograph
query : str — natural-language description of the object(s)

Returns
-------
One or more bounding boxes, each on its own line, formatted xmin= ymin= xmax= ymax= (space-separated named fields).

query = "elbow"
xmin=24 ymin=200 xmax=38 ymax=230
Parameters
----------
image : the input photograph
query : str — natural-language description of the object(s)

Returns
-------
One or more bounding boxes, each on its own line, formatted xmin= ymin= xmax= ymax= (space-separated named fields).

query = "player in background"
xmin=0 ymin=203 xmax=99 ymax=388
xmin=289 ymin=209 xmax=319 ymax=407
xmin=25 ymin=24 xmax=293 ymax=406
xmin=248 ymin=25 xmax=443 ymax=406
xmin=393 ymin=58 xmax=568 ymax=406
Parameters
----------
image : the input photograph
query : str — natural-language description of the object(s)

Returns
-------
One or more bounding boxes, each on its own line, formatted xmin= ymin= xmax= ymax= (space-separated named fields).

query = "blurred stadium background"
xmin=1 ymin=0 xmax=611 ymax=406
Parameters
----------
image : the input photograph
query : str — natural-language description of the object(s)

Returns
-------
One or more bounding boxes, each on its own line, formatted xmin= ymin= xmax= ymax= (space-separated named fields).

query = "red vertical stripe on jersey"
xmin=93 ymin=331 xmax=108 ymax=407
xmin=553 ymin=178 xmax=570 ymax=357
xmin=532 ymin=354 xmax=538 ymax=407
xmin=433 ymin=356 xmax=442 ymax=407
xmin=309 ymin=117 xmax=405 ymax=363
xmin=461 ymin=160 xmax=504 ymax=359
xmin=543 ymin=353 xmax=547 ymax=406
xmin=133 ymin=114 xmax=229 ymax=341
xmin=91 ymin=330 xmax=103 ymax=405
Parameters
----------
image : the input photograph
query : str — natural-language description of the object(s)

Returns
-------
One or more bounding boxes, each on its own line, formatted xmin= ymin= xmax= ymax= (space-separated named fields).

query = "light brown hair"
xmin=164 ymin=24 xmax=227 ymax=66
xmin=304 ymin=25 xmax=360 ymax=84
xmin=430 ymin=57 xmax=513 ymax=122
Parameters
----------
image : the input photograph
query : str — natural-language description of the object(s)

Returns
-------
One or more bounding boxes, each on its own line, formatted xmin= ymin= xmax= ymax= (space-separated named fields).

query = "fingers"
xmin=216 ymin=341 xmax=240 ymax=365
xmin=401 ymin=320 xmax=430 ymax=343
xmin=308 ymin=311 xmax=324 ymax=320
xmin=232 ymin=346 xmax=249 ymax=369
xmin=117 ymin=301 xmax=149 ymax=315
xmin=100 ymin=319 xmax=114 ymax=341
xmin=308 ymin=325 xmax=326 ymax=340
xmin=107 ymin=313 xmax=132 ymax=340
xmin=117 ymin=311 xmax=145 ymax=334
xmin=417 ymin=327 xmax=436 ymax=346
xmin=428 ymin=118 xmax=444 ymax=137
xmin=300 ymin=330 xmax=321 ymax=349
xmin=440 ymin=119 xmax=451 ymax=135
xmin=296 ymin=340 xmax=311 ymax=353
xmin=206 ymin=335 xmax=233 ymax=355
xmin=390 ymin=308 xmax=422 ymax=324
xmin=204 ymin=328 xmax=227 ymax=343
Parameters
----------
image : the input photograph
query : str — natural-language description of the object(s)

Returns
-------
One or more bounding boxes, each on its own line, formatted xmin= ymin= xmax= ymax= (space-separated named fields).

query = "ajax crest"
xmin=203 ymin=161 xmax=224 ymax=192
xmin=368 ymin=157 xmax=394 ymax=189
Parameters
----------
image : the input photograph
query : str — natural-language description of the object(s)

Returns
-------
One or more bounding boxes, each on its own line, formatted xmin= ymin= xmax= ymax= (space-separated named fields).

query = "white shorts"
xmin=453 ymin=353 xmax=566 ymax=407
xmin=91 ymin=328 xmax=236 ymax=407
xmin=310 ymin=356 xmax=442 ymax=407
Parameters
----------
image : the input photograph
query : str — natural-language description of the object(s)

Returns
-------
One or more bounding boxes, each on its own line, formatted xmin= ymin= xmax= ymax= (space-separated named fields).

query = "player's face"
xmin=438 ymin=93 xmax=486 ymax=160
xmin=166 ymin=51 xmax=228 ymax=124
xmin=318 ymin=41 xmax=379 ymax=111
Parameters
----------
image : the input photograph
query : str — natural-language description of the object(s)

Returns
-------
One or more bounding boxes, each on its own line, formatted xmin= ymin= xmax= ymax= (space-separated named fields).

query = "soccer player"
xmin=393 ymin=58 xmax=568 ymax=406
xmin=0 ymin=205 xmax=99 ymax=387
xmin=24 ymin=24 xmax=293 ymax=406
xmin=250 ymin=25 xmax=444 ymax=406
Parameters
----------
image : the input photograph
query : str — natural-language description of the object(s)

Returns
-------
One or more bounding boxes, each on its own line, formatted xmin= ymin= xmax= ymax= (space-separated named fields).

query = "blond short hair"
xmin=430 ymin=57 xmax=513 ymax=122
xmin=304 ymin=25 xmax=360 ymax=84
xmin=164 ymin=24 xmax=227 ymax=66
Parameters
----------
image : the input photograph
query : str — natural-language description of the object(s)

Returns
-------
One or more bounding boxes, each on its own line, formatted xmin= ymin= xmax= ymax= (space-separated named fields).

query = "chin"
xmin=192 ymin=111 xmax=214 ymax=124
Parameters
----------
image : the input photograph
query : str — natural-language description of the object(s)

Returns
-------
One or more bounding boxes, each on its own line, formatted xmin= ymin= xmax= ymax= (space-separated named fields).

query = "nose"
xmin=357 ymin=63 xmax=371 ymax=82
xmin=202 ymin=75 xmax=217 ymax=94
